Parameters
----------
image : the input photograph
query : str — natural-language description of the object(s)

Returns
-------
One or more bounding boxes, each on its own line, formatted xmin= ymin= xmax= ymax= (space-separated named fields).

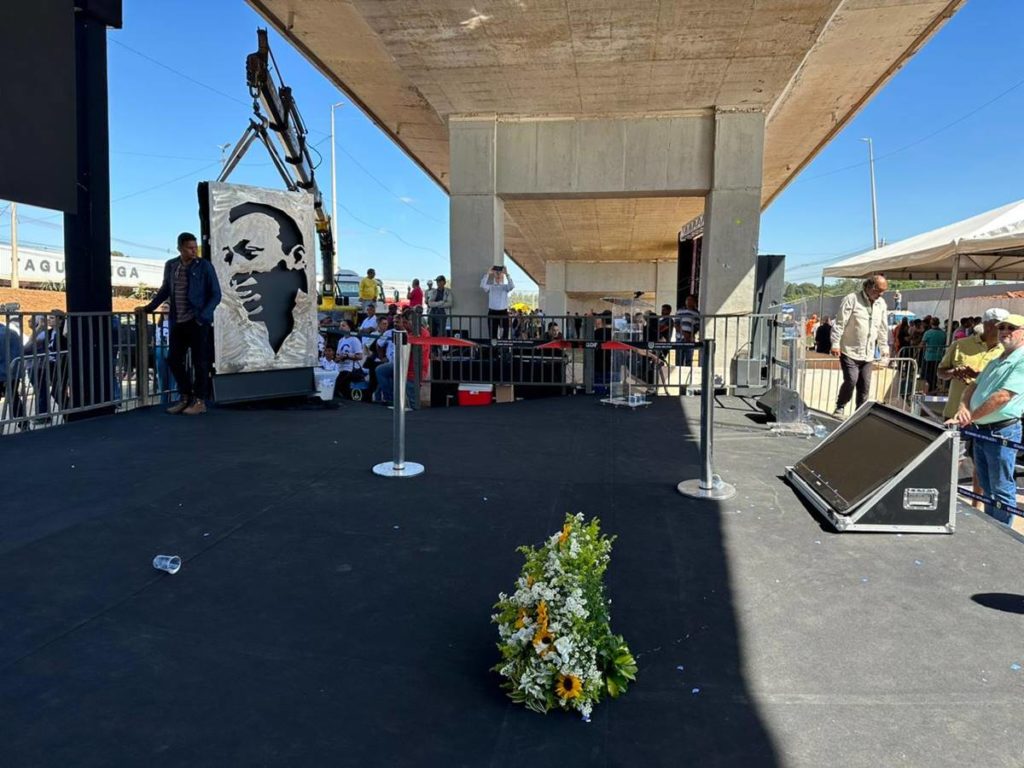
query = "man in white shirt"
xmin=374 ymin=312 xmax=411 ymax=405
xmin=334 ymin=319 xmax=365 ymax=399
xmin=358 ymin=303 xmax=379 ymax=335
xmin=481 ymin=265 xmax=515 ymax=339
xmin=830 ymin=274 xmax=890 ymax=417
xmin=363 ymin=316 xmax=390 ymax=399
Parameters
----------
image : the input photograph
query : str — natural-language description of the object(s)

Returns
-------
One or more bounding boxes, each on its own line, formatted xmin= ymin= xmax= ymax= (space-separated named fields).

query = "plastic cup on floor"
xmin=152 ymin=555 xmax=181 ymax=574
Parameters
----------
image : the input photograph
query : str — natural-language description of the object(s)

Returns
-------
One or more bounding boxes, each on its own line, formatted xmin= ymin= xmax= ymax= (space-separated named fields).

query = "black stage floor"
xmin=2 ymin=396 xmax=1023 ymax=767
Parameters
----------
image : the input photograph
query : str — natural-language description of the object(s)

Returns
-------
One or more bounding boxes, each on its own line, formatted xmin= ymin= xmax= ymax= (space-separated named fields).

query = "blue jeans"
xmin=155 ymin=346 xmax=177 ymax=405
xmin=375 ymin=361 xmax=394 ymax=402
xmin=972 ymin=420 xmax=1021 ymax=525
xmin=374 ymin=362 xmax=416 ymax=408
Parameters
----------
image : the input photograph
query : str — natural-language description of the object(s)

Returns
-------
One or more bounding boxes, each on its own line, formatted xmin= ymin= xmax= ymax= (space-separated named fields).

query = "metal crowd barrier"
xmin=796 ymin=355 xmax=919 ymax=418
xmin=956 ymin=425 xmax=1024 ymax=521
xmin=1 ymin=309 xmax=177 ymax=436
xmin=317 ymin=312 xmax=710 ymax=398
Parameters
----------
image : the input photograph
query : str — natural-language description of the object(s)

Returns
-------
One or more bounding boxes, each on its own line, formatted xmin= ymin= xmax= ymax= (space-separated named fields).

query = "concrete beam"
xmin=565 ymin=261 xmax=659 ymax=294
xmin=542 ymin=261 xmax=568 ymax=315
xmin=541 ymin=261 xmax=676 ymax=314
xmin=495 ymin=115 xmax=714 ymax=198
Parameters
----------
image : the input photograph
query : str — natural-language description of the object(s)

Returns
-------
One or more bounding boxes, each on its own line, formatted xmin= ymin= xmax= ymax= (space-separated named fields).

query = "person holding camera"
xmin=481 ymin=265 xmax=515 ymax=339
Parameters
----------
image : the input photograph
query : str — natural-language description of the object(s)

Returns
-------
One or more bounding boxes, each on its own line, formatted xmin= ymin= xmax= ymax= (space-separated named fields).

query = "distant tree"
xmin=784 ymin=277 xmax=947 ymax=302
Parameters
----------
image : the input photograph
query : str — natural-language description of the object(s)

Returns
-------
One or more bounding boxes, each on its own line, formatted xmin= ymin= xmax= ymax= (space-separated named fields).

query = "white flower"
xmin=554 ymin=635 xmax=574 ymax=658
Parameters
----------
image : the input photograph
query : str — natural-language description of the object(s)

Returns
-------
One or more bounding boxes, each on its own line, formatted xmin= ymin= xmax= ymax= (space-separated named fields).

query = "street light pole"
xmin=861 ymin=137 xmax=880 ymax=249
xmin=330 ymin=101 xmax=344 ymax=272
xmin=217 ymin=142 xmax=232 ymax=169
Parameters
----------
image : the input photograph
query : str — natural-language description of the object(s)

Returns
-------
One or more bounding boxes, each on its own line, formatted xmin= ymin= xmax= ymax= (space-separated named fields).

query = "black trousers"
xmin=168 ymin=319 xmax=212 ymax=400
xmin=336 ymin=368 xmax=364 ymax=399
xmin=488 ymin=309 xmax=509 ymax=339
xmin=429 ymin=310 xmax=447 ymax=337
xmin=836 ymin=353 xmax=873 ymax=409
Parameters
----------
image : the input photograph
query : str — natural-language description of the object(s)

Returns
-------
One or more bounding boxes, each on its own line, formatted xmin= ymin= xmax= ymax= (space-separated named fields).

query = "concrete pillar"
xmin=449 ymin=117 xmax=505 ymax=316
xmin=699 ymin=110 xmax=765 ymax=386
xmin=700 ymin=110 xmax=764 ymax=319
xmin=543 ymin=261 xmax=568 ymax=316
xmin=655 ymin=261 xmax=677 ymax=312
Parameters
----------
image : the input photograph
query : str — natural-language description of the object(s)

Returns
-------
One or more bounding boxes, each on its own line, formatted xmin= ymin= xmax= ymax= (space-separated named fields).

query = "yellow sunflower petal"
xmin=558 ymin=523 xmax=571 ymax=545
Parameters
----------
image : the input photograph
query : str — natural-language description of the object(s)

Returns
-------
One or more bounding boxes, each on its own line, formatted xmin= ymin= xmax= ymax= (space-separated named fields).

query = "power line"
xmin=112 ymin=149 xmax=219 ymax=162
xmin=112 ymin=161 xmax=222 ymax=203
xmin=800 ymin=75 xmax=1024 ymax=183
xmin=110 ymin=39 xmax=251 ymax=108
xmin=337 ymin=203 xmax=445 ymax=260
xmin=337 ymin=145 xmax=445 ymax=224
xmin=783 ymin=246 xmax=875 ymax=281
xmin=4 ymin=214 xmax=175 ymax=255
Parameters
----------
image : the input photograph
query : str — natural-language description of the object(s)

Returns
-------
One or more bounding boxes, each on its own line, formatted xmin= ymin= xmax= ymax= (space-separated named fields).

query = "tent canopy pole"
xmin=946 ymin=250 xmax=960 ymax=345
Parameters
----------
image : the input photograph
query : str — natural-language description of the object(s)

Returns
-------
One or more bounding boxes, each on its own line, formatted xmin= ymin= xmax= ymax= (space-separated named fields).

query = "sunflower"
xmin=515 ymin=608 xmax=527 ymax=629
xmin=532 ymin=625 xmax=552 ymax=646
xmin=526 ymin=574 xmax=535 ymax=587
xmin=558 ymin=522 xmax=571 ymax=545
xmin=532 ymin=624 xmax=555 ymax=655
xmin=555 ymin=673 xmax=582 ymax=700
xmin=536 ymin=600 xmax=549 ymax=626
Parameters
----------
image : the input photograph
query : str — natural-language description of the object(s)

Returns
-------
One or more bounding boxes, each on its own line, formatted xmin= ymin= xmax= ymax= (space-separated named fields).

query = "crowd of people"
xmin=824 ymin=274 xmax=1024 ymax=527
xmin=0 ymin=306 xmax=166 ymax=429
xmin=318 ymin=268 xmax=705 ymax=404
xmin=0 ymin=311 xmax=70 ymax=429
xmin=806 ymin=281 xmax=1009 ymax=400
xmin=318 ymin=306 xmax=431 ymax=407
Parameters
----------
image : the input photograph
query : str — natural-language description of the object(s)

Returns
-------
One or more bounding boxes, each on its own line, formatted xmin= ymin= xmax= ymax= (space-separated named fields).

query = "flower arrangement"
xmin=491 ymin=513 xmax=637 ymax=719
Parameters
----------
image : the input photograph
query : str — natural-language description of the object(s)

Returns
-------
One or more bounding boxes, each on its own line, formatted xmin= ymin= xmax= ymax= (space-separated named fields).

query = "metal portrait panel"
xmin=205 ymin=182 xmax=318 ymax=374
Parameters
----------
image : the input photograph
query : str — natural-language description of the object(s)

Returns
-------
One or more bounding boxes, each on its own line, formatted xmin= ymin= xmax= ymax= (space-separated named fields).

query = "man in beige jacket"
xmin=830 ymin=274 xmax=890 ymax=417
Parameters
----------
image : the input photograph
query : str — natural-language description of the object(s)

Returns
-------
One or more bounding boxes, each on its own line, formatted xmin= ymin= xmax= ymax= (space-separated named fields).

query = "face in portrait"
xmin=221 ymin=202 xmax=310 ymax=354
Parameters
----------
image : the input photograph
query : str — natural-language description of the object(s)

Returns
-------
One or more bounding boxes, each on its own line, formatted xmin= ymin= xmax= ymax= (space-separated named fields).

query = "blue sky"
xmin=2 ymin=0 xmax=1022 ymax=291
xmin=761 ymin=0 xmax=1024 ymax=285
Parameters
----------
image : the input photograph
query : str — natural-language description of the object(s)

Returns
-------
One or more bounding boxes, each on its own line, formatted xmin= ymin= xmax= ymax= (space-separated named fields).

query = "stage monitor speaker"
xmin=756 ymin=384 xmax=804 ymax=422
xmin=786 ymin=403 xmax=957 ymax=533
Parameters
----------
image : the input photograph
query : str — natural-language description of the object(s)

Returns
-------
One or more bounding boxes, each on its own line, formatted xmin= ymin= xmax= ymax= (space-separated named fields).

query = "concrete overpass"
xmin=247 ymin=0 xmax=964 ymax=317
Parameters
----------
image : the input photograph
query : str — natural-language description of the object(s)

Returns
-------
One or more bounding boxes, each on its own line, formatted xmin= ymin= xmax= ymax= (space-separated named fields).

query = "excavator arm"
xmin=220 ymin=29 xmax=335 ymax=304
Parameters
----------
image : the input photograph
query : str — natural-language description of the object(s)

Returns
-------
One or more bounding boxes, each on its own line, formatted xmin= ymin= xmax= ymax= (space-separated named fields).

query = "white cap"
xmin=974 ymin=323 xmax=984 ymax=335
xmin=983 ymin=308 xmax=1010 ymax=322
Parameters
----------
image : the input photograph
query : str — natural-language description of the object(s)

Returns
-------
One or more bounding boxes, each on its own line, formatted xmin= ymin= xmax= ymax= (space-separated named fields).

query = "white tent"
xmin=822 ymin=199 xmax=1024 ymax=281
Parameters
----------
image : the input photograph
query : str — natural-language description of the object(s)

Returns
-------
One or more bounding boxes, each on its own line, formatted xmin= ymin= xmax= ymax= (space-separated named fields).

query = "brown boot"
xmin=183 ymin=400 xmax=207 ymax=416
xmin=166 ymin=399 xmax=190 ymax=415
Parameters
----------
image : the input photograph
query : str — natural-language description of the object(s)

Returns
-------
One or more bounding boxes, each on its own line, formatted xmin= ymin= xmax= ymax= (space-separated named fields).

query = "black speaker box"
xmin=786 ymin=403 xmax=958 ymax=533
xmin=756 ymin=384 xmax=804 ymax=422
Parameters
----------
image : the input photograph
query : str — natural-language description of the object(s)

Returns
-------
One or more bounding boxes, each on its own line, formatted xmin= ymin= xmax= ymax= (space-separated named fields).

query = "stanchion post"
xmin=373 ymin=329 xmax=424 ymax=478
xmin=678 ymin=338 xmax=736 ymax=501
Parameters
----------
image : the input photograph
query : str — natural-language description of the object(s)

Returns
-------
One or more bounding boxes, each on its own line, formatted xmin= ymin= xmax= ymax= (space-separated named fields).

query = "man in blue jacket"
xmin=138 ymin=232 xmax=221 ymax=415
